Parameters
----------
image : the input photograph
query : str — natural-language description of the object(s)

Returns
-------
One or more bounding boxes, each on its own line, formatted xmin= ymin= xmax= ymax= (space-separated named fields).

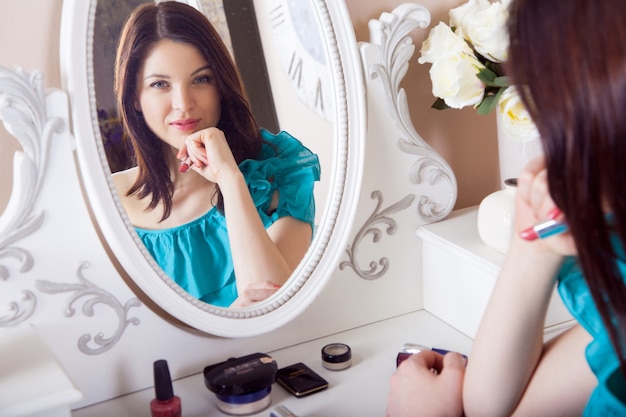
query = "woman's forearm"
xmin=463 ymin=237 xmax=564 ymax=417
xmin=218 ymin=169 xmax=306 ymax=294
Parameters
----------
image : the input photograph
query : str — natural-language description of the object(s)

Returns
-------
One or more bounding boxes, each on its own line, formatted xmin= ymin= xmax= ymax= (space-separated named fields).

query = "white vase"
xmin=477 ymin=178 xmax=517 ymax=254
xmin=496 ymin=106 xmax=543 ymax=185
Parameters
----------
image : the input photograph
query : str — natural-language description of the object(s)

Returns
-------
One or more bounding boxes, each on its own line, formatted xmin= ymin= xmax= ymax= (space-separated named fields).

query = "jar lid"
xmin=204 ymin=353 xmax=277 ymax=396
xmin=321 ymin=343 xmax=352 ymax=370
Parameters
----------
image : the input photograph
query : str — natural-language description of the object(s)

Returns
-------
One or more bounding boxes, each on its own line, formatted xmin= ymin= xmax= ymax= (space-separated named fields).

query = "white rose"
xmin=449 ymin=0 xmax=491 ymax=38
xmin=429 ymin=51 xmax=486 ymax=109
xmin=498 ymin=86 xmax=539 ymax=141
xmin=450 ymin=0 xmax=510 ymax=63
xmin=418 ymin=22 xmax=472 ymax=65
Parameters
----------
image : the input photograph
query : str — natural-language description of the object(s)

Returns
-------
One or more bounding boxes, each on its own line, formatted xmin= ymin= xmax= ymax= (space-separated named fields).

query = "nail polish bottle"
xmin=150 ymin=359 xmax=181 ymax=417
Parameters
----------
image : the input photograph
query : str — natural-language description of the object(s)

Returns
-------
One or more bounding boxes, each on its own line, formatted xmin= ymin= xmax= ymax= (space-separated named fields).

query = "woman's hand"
xmin=229 ymin=280 xmax=282 ymax=308
xmin=177 ymin=127 xmax=239 ymax=184
xmin=514 ymin=158 xmax=577 ymax=256
xmin=386 ymin=350 xmax=466 ymax=417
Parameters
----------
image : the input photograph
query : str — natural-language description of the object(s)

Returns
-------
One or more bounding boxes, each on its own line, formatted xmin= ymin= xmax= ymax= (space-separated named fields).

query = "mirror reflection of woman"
xmin=112 ymin=1 xmax=320 ymax=308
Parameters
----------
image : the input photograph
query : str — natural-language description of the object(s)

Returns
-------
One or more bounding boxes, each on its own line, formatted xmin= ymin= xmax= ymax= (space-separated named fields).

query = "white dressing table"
xmin=70 ymin=207 xmax=576 ymax=416
xmin=72 ymin=310 xmax=472 ymax=417
xmin=1 ymin=2 xmax=577 ymax=412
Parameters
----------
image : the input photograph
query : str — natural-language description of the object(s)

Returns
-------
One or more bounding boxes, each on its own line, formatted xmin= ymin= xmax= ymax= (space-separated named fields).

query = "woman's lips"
xmin=171 ymin=119 xmax=200 ymax=132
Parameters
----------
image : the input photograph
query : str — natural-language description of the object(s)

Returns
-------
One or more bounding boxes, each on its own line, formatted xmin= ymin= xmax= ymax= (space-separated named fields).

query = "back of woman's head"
xmin=115 ymin=1 xmax=260 ymax=218
xmin=508 ymin=0 xmax=626 ymax=375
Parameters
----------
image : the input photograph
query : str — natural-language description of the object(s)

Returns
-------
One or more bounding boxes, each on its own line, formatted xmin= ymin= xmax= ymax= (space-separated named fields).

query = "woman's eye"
xmin=149 ymin=80 xmax=168 ymax=89
xmin=194 ymin=75 xmax=213 ymax=84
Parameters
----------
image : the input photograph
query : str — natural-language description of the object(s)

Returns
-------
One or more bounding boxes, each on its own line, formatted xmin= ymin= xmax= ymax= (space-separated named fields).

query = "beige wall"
xmin=0 ymin=0 xmax=499 ymax=214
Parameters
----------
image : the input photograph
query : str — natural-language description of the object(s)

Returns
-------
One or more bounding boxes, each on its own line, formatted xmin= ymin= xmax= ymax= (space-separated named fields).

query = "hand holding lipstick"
xmin=514 ymin=159 xmax=577 ymax=255
xmin=520 ymin=207 xmax=568 ymax=241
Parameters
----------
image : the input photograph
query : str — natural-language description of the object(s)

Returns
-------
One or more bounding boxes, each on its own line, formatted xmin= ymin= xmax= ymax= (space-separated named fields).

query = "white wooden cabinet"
xmin=0 ymin=326 xmax=82 ymax=417
xmin=418 ymin=207 xmax=574 ymax=339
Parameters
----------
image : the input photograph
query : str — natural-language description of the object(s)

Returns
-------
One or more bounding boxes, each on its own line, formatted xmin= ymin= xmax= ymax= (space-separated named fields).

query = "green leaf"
xmin=493 ymin=76 xmax=510 ymax=88
xmin=431 ymin=98 xmax=450 ymax=110
xmin=476 ymin=68 xmax=498 ymax=85
xmin=476 ymin=96 xmax=498 ymax=115
xmin=476 ymin=87 xmax=506 ymax=115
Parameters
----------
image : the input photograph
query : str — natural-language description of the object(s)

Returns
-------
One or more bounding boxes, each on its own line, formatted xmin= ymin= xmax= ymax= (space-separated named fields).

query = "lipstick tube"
xmin=520 ymin=218 xmax=568 ymax=241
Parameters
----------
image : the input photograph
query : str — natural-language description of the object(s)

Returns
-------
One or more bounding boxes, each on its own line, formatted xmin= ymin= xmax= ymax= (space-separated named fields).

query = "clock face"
xmin=269 ymin=0 xmax=334 ymax=121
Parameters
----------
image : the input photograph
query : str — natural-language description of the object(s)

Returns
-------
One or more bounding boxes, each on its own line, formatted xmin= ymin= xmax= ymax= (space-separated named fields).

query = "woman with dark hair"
xmin=112 ymin=1 xmax=320 ymax=308
xmin=386 ymin=0 xmax=625 ymax=415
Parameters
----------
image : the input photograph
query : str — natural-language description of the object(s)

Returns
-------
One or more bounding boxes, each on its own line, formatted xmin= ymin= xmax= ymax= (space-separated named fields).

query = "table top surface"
xmin=72 ymin=310 xmax=472 ymax=417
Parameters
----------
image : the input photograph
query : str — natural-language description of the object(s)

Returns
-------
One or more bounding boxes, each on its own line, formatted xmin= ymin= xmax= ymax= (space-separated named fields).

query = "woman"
xmin=387 ymin=0 xmax=626 ymax=415
xmin=112 ymin=1 xmax=320 ymax=308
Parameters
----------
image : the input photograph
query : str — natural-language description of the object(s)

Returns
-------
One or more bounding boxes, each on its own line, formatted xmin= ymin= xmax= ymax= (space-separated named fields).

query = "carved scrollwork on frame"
xmin=0 ymin=290 xmax=37 ymax=326
xmin=0 ymin=66 xmax=61 ymax=328
xmin=0 ymin=67 xmax=60 ymax=281
xmin=340 ymin=191 xmax=415 ymax=280
xmin=35 ymin=262 xmax=141 ymax=355
xmin=365 ymin=4 xmax=458 ymax=222
xmin=342 ymin=5 xmax=459 ymax=281
xmin=0 ymin=67 xmax=140 ymax=354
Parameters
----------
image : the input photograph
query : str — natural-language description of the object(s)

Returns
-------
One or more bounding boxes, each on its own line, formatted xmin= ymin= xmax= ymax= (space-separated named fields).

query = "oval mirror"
xmin=60 ymin=0 xmax=364 ymax=337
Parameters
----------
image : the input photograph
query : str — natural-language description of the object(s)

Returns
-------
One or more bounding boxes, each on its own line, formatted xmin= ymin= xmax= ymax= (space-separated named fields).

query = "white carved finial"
xmin=0 ymin=66 xmax=64 ymax=281
xmin=361 ymin=4 xmax=457 ymax=222
xmin=0 ymin=66 xmax=65 ymax=326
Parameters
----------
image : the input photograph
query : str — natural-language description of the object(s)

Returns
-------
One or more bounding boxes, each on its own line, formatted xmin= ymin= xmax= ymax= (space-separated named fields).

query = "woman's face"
xmin=136 ymin=39 xmax=221 ymax=152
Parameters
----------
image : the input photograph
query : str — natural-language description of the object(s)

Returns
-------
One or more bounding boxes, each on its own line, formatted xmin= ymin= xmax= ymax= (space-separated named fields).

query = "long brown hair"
xmin=508 ymin=0 xmax=626 ymax=376
xmin=114 ymin=1 xmax=261 ymax=220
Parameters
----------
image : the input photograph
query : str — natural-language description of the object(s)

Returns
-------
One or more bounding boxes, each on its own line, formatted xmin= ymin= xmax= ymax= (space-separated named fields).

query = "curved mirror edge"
xmin=60 ymin=0 xmax=365 ymax=337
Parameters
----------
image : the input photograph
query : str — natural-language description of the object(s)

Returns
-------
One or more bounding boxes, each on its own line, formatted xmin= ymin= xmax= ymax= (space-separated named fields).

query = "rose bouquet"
xmin=419 ymin=0 xmax=537 ymax=141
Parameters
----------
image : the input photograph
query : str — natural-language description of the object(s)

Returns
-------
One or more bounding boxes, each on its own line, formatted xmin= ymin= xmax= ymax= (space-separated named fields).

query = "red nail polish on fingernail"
xmin=547 ymin=207 xmax=562 ymax=220
xmin=178 ymin=161 xmax=191 ymax=173
xmin=520 ymin=227 xmax=539 ymax=241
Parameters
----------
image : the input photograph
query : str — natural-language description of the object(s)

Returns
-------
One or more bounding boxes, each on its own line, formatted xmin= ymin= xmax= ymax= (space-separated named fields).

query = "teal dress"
xmin=557 ymin=234 xmax=626 ymax=416
xmin=135 ymin=129 xmax=320 ymax=307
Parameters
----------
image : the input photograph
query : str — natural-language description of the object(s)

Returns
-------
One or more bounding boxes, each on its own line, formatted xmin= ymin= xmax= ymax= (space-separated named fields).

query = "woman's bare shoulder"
xmin=111 ymin=166 xmax=138 ymax=197
xmin=111 ymin=166 xmax=154 ymax=226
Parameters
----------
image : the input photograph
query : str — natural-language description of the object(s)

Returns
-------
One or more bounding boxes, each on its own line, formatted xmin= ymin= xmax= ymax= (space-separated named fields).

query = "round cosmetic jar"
xmin=321 ymin=343 xmax=352 ymax=370
xmin=204 ymin=352 xmax=277 ymax=415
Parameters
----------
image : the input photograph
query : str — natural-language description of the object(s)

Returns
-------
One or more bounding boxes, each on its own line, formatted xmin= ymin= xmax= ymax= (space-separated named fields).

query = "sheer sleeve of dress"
xmin=239 ymin=129 xmax=321 ymax=231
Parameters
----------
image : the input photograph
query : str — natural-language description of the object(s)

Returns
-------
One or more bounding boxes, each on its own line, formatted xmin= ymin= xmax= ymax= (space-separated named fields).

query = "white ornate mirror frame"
xmin=58 ymin=0 xmax=366 ymax=337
